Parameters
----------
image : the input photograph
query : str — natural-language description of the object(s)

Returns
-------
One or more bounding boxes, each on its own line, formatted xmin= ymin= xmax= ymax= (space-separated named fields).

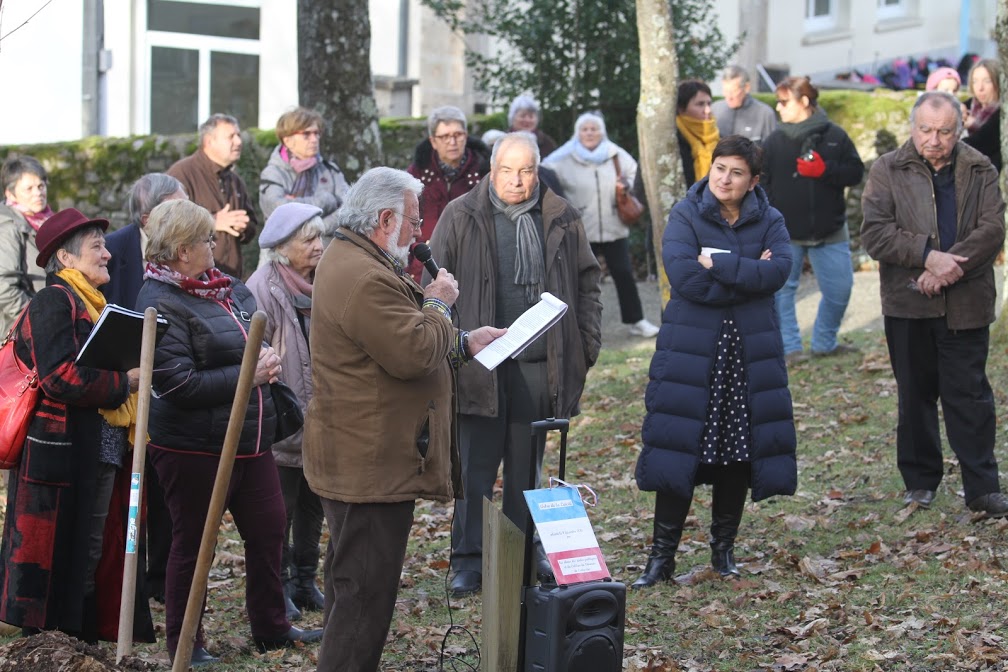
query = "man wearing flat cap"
xmin=246 ymin=201 xmax=327 ymax=621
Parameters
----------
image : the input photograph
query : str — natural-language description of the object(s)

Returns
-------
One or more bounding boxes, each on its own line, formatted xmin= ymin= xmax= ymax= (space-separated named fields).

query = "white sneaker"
xmin=629 ymin=319 xmax=660 ymax=337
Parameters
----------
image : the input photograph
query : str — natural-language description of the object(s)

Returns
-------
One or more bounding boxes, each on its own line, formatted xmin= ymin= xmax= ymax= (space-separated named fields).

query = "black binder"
xmin=75 ymin=304 xmax=168 ymax=371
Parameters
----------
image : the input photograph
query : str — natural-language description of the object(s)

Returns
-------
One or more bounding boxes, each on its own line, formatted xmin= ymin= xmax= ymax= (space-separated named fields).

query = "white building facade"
xmin=0 ymin=0 xmax=997 ymax=145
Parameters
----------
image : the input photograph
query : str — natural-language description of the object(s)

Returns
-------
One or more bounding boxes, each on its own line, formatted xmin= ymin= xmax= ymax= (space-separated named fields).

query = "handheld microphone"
xmin=413 ymin=243 xmax=441 ymax=279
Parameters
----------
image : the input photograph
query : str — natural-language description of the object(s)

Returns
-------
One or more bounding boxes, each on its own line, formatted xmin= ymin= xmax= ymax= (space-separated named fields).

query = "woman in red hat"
xmin=0 ymin=208 xmax=154 ymax=644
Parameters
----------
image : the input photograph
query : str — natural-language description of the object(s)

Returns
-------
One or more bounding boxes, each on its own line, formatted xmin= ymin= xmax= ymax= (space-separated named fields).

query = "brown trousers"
xmin=317 ymin=498 xmax=416 ymax=672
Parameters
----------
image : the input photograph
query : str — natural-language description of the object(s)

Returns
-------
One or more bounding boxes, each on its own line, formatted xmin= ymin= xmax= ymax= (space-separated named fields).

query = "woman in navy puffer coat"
xmin=633 ymin=136 xmax=797 ymax=588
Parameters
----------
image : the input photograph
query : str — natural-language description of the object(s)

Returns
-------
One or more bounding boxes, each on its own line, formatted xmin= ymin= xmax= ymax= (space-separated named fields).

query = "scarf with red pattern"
xmin=4 ymin=199 xmax=54 ymax=231
xmin=144 ymin=262 xmax=233 ymax=302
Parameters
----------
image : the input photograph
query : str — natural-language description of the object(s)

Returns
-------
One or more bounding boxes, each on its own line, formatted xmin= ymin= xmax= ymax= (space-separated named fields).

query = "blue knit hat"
xmin=259 ymin=203 xmax=323 ymax=249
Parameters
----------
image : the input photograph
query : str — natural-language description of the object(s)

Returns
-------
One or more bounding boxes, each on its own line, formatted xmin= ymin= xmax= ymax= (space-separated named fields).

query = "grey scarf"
xmin=489 ymin=183 xmax=544 ymax=303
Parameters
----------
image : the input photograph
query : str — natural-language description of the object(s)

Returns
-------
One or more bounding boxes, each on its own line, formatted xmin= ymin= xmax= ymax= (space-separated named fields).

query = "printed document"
xmin=474 ymin=292 xmax=567 ymax=370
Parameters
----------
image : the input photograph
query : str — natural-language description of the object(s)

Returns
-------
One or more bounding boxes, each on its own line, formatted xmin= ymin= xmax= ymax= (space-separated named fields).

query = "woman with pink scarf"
xmin=0 ymin=155 xmax=55 ymax=334
xmin=258 ymin=107 xmax=349 ymax=244
xmin=246 ymin=202 xmax=324 ymax=624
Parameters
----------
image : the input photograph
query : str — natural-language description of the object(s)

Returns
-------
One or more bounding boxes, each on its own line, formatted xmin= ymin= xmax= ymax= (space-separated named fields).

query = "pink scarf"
xmin=144 ymin=262 xmax=233 ymax=302
xmin=280 ymin=146 xmax=322 ymax=198
xmin=4 ymin=199 xmax=54 ymax=231
xmin=274 ymin=261 xmax=313 ymax=317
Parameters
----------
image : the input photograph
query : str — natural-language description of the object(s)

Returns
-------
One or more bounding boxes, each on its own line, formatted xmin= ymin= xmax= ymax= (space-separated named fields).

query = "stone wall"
xmin=0 ymin=113 xmax=507 ymax=274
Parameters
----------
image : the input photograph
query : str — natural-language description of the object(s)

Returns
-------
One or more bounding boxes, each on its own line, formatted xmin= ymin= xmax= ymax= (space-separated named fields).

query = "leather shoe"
xmin=902 ymin=489 xmax=935 ymax=508
xmin=449 ymin=570 xmax=481 ymax=597
xmin=253 ymin=625 xmax=323 ymax=653
xmin=170 ymin=646 xmax=218 ymax=667
xmin=967 ymin=492 xmax=1008 ymax=517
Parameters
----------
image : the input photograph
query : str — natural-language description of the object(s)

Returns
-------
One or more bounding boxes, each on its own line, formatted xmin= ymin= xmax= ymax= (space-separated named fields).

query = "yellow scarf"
xmin=57 ymin=269 xmax=141 ymax=444
xmin=676 ymin=115 xmax=720 ymax=183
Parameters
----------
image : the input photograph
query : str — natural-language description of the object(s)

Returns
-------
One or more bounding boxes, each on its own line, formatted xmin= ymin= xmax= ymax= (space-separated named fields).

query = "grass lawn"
xmin=2 ymin=328 xmax=1007 ymax=671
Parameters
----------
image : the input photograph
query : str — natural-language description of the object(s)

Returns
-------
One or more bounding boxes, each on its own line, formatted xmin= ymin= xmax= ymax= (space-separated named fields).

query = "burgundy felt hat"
xmin=35 ymin=208 xmax=109 ymax=268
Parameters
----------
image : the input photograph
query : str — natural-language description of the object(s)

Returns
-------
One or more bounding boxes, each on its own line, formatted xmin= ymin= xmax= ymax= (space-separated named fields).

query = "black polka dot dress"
xmin=699 ymin=318 xmax=752 ymax=465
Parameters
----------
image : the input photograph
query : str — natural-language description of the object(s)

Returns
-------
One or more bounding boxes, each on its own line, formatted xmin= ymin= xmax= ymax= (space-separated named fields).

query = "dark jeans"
xmin=450 ymin=360 xmax=551 ymax=573
xmin=591 ymin=238 xmax=644 ymax=324
xmin=884 ymin=317 xmax=1000 ymax=501
xmin=143 ymin=461 xmax=172 ymax=596
xmin=150 ymin=448 xmax=289 ymax=656
xmin=277 ymin=466 xmax=324 ymax=574
xmin=318 ymin=498 xmax=415 ymax=672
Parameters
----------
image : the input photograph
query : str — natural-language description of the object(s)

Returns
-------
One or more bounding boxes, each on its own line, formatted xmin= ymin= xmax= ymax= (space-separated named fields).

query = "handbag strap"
xmin=5 ymin=284 xmax=79 ymax=366
xmin=612 ymin=155 xmax=623 ymax=180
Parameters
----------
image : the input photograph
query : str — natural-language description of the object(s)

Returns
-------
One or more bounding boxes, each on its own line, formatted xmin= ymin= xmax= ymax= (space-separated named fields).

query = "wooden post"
xmin=172 ymin=311 xmax=266 ymax=672
xmin=481 ymin=497 xmax=525 ymax=672
xmin=116 ymin=308 xmax=160 ymax=663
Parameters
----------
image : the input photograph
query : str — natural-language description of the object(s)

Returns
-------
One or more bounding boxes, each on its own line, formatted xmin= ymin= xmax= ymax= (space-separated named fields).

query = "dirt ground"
xmin=0 ymin=631 xmax=156 ymax=672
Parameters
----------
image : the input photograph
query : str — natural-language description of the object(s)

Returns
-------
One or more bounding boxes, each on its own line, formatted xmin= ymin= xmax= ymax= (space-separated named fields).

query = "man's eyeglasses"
xmin=294 ymin=129 xmax=321 ymax=138
xmin=395 ymin=212 xmax=423 ymax=232
xmin=433 ymin=131 xmax=466 ymax=144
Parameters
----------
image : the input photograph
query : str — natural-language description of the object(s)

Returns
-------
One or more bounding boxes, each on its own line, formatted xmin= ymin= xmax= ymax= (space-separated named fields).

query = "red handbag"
xmin=0 ymin=306 xmax=40 ymax=469
xmin=613 ymin=155 xmax=644 ymax=227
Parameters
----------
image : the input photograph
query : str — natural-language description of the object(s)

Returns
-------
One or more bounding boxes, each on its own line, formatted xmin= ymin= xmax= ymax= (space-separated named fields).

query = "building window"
xmin=877 ymin=0 xmax=905 ymax=19
xmin=877 ymin=0 xmax=917 ymax=22
xmin=805 ymin=0 xmax=837 ymax=33
xmin=143 ymin=0 xmax=261 ymax=134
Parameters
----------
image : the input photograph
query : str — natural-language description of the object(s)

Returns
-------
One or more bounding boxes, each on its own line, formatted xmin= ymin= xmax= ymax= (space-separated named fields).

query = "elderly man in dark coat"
xmin=430 ymin=132 xmax=603 ymax=598
xmin=861 ymin=91 xmax=1008 ymax=517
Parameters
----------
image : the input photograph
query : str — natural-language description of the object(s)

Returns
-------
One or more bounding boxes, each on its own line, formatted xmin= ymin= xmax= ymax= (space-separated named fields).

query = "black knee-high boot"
xmin=631 ymin=490 xmax=692 ymax=589
xmin=709 ymin=465 xmax=750 ymax=578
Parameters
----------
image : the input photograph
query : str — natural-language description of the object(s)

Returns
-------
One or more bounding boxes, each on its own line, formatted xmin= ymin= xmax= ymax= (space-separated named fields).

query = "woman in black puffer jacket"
xmin=762 ymin=76 xmax=864 ymax=360
xmin=136 ymin=199 xmax=321 ymax=665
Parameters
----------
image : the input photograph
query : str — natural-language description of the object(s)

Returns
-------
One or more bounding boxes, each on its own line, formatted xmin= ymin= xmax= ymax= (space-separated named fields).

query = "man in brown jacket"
xmin=302 ymin=167 xmax=503 ymax=672
xmin=429 ymin=132 xmax=603 ymax=597
xmin=861 ymin=91 xmax=1008 ymax=517
xmin=167 ymin=113 xmax=258 ymax=278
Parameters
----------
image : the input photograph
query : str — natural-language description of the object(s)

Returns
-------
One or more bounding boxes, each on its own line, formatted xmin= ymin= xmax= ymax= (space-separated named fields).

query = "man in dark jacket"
xmin=102 ymin=171 xmax=186 ymax=605
xmin=861 ymin=91 xmax=1008 ymax=517
xmin=104 ymin=173 xmax=187 ymax=308
xmin=429 ymin=132 xmax=603 ymax=597
xmin=406 ymin=105 xmax=491 ymax=282
xmin=167 ymin=113 xmax=258 ymax=278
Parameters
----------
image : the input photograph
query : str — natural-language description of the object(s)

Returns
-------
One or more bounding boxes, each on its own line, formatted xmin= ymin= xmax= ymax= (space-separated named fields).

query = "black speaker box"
xmin=523 ymin=580 xmax=626 ymax=672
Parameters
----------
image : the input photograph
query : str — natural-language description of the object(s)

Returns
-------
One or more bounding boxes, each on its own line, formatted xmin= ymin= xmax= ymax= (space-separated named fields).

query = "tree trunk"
xmin=992 ymin=0 xmax=1008 ymax=342
xmin=636 ymin=0 xmax=684 ymax=307
xmin=298 ymin=0 xmax=383 ymax=182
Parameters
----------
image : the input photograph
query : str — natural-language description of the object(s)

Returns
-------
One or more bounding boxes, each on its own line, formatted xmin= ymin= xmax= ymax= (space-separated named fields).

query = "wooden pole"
xmin=481 ymin=498 xmax=524 ymax=672
xmin=116 ymin=308 xmax=160 ymax=663
xmin=172 ymin=311 xmax=266 ymax=672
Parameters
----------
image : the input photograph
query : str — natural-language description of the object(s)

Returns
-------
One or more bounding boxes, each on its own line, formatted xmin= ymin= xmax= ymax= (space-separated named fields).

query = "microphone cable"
xmin=437 ymin=305 xmax=481 ymax=672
